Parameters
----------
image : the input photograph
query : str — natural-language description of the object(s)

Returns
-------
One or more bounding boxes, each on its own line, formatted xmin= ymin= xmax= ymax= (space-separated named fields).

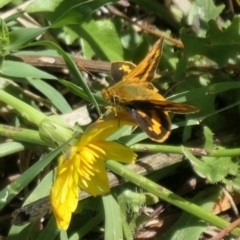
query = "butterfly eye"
xmin=113 ymin=95 xmax=120 ymax=104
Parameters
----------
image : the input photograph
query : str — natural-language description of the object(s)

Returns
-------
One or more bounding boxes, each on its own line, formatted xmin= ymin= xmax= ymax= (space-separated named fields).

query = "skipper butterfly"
xmin=101 ymin=38 xmax=198 ymax=142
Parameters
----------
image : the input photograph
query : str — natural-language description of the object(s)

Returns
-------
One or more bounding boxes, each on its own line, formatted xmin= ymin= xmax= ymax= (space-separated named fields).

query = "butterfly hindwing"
xmin=126 ymin=102 xmax=171 ymax=142
xmin=134 ymin=99 xmax=199 ymax=114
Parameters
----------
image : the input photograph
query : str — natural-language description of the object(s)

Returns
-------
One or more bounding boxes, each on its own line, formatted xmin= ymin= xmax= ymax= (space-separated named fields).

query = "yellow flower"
xmin=50 ymin=117 xmax=137 ymax=230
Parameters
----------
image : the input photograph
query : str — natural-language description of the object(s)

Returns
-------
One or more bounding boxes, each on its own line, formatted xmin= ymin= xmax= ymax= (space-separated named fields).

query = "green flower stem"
xmin=0 ymin=124 xmax=47 ymax=146
xmin=0 ymin=89 xmax=46 ymax=126
xmin=106 ymin=160 xmax=240 ymax=237
xmin=131 ymin=144 xmax=181 ymax=154
xmin=130 ymin=144 xmax=240 ymax=157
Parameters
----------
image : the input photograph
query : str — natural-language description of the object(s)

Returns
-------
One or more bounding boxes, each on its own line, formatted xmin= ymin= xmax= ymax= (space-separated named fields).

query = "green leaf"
xmin=184 ymin=17 xmax=240 ymax=64
xmin=26 ymin=0 xmax=118 ymax=28
xmin=80 ymin=19 xmax=124 ymax=61
xmin=0 ymin=0 xmax=12 ymax=8
xmin=26 ymin=79 xmax=72 ymax=114
xmin=203 ymin=126 xmax=214 ymax=151
xmin=188 ymin=0 xmax=225 ymax=25
xmin=182 ymin=147 xmax=239 ymax=184
xmin=1 ymin=60 xmax=57 ymax=79
xmin=103 ymin=194 xmax=123 ymax=240
xmin=6 ymin=27 xmax=48 ymax=51
xmin=182 ymin=147 xmax=210 ymax=179
xmin=175 ymin=17 xmax=240 ymax=78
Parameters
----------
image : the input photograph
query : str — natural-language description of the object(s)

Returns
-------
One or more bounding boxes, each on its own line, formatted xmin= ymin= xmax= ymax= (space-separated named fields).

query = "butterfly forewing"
xmin=122 ymin=38 xmax=164 ymax=83
xmin=111 ymin=62 xmax=136 ymax=83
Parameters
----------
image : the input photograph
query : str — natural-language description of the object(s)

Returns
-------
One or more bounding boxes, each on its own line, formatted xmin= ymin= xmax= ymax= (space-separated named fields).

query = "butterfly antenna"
xmin=76 ymin=61 xmax=101 ymax=81
xmin=76 ymin=61 xmax=110 ymax=90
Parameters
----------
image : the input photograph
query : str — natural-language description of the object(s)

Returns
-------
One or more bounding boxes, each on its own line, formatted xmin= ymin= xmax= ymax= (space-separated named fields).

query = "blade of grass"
xmin=37 ymin=216 xmax=60 ymax=240
xmin=2 ymin=60 xmax=57 ymax=79
xmin=69 ymin=210 xmax=104 ymax=240
xmin=0 ymin=140 xmax=69 ymax=210
xmin=60 ymin=80 xmax=105 ymax=105
xmin=28 ymin=41 xmax=101 ymax=116
xmin=26 ymin=78 xmax=72 ymax=113
xmin=103 ymin=193 xmax=123 ymax=240
xmin=6 ymin=27 xmax=49 ymax=51
xmin=0 ymin=141 xmax=25 ymax=157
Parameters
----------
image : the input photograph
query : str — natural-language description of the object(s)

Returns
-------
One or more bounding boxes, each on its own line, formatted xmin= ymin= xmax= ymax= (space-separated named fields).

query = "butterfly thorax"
xmin=101 ymin=87 xmax=121 ymax=105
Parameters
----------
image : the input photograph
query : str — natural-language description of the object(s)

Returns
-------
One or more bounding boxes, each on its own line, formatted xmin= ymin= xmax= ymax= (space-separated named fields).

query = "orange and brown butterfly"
xmin=101 ymin=37 xmax=199 ymax=142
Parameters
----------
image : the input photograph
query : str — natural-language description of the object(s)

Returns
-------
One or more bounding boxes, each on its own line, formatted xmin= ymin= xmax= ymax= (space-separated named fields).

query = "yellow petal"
xmin=53 ymin=204 xmax=72 ymax=230
xmin=50 ymin=163 xmax=79 ymax=230
xmin=80 ymin=115 xmax=137 ymax=147
xmin=87 ymin=143 xmax=106 ymax=159
xmin=96 ymin=141 xmax=137 ymax=164
xmin=80 ymin=147 xmax=96 ymax=168
xmin=79 ymin=159 xmax=110 ymax=196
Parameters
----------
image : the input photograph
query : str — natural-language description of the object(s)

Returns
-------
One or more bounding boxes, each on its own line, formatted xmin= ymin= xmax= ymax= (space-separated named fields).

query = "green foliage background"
xmin=1 ymin=0 xmax=240 ymax=239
